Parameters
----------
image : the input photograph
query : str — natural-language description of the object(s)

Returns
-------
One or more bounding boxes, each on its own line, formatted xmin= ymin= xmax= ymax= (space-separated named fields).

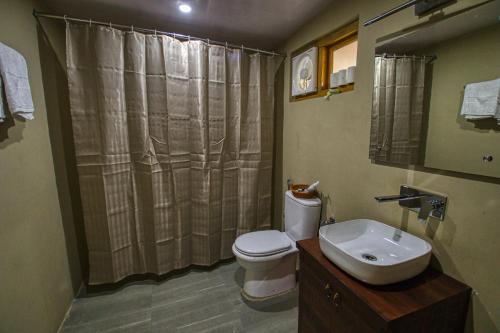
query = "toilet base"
xmin=240 ymin=284 xmax=297 ymax=302
xmin=239 ymin=252 xmax=297 ymax=299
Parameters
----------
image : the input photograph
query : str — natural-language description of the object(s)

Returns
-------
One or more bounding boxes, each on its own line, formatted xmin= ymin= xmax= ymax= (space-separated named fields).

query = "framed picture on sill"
xmin=291 ymin=46 xmax=318 ymax=97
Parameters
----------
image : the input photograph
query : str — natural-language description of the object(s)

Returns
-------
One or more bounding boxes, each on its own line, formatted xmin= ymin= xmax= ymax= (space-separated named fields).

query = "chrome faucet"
xmin=375 ymin=185 xmax=447 ymax=221
xmin=374 ymin=193 xmax=431 ymax=203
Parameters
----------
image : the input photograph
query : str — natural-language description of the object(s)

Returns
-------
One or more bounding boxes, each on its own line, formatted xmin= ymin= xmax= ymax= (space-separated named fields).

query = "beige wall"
xmin=0 ymin=0 xmax=81 ymax=332
xmin=281 ymin=0 xmax=500 ymax=332
xmin=424 ymin=23 xmax=500 ymax=177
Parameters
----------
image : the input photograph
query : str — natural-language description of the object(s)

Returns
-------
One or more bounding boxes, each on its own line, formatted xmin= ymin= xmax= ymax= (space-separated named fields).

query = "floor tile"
xmin=60 ymin=260 xmax=298 ymax=333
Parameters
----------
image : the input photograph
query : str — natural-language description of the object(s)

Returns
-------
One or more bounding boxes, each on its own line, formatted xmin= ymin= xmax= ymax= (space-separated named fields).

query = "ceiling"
xmin=41 ymin=0 xmax=334 ymax=51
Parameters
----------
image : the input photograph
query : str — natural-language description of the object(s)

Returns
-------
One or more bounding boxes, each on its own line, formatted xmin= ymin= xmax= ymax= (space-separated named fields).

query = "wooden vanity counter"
xmin=297 ymin=238 xmax=471 ymax=333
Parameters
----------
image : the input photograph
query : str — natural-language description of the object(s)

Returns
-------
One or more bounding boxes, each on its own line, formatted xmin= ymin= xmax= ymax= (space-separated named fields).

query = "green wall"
xmin=281 ymin=0 xmax=500 ymax=332
xmin=0 ymin=0 xmax=81 ymax=332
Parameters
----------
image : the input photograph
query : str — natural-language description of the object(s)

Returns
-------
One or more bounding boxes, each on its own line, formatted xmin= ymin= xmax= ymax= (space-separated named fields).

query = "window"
xmin=290 ymin=20 xmax=358 ymax=102
xmin=331 ymin=40 xmax=357 ymax=73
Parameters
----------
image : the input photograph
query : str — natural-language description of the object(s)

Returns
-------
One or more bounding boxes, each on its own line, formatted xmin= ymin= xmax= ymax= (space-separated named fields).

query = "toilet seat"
xmin=235 ymin=230 xmax=291 ymax=257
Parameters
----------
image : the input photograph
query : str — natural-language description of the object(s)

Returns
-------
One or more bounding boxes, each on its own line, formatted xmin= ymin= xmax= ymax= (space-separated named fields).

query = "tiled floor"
xmin=60 ymin=261 xmax=298 ymax=332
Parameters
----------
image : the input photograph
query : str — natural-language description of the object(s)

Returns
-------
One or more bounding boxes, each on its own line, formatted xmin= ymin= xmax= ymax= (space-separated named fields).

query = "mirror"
xmin=369 ymin=1 xmax=500 ymax=178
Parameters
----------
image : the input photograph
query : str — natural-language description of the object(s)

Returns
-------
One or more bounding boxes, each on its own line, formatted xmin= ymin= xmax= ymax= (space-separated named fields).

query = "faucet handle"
xmin=418 ymin=197 xmax=446 ymax=221
xmin=430 ymin=198 xmax=444 ymax=209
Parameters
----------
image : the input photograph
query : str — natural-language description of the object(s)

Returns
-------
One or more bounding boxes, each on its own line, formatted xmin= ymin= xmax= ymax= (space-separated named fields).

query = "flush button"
xmin=483 ymin=155 xmax=493 ymax=162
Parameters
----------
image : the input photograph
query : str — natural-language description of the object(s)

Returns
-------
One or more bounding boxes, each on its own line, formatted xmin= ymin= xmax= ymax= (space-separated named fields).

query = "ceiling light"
xmin=178 ymin=4 xmax=192 ymax=13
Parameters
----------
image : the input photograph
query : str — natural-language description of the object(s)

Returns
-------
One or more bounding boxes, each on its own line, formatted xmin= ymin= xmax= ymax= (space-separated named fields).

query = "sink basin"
xmin=319 ymin=219 xmax=432 ymax=285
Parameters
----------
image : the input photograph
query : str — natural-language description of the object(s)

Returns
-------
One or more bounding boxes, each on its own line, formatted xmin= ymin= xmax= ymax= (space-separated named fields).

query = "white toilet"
xmin=232 ymin=190 xmax=321 ymax=299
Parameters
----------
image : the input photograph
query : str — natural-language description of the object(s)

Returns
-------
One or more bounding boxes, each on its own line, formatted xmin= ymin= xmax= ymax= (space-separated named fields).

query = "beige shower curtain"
xmin=369 ymin=56 xmax=426 ymax=164
xmin=66 ymin=23 xmax=280 ymax=284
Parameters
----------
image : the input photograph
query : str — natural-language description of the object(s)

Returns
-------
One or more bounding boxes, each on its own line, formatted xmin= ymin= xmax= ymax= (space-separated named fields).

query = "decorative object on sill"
xmin=324 ymin=88 xmax=341 ymax=100
xmin=330 ymin=72 xmax=339 ymax=89
xmin=291 ymin=46 xmax=318 ymax=97
xmin=337 ymin=69 xmax=347 ymax=86
xmin=326 ymin=65 xmax=357 ymax=99
xmin=346 ymin=66 xmax=356 ymax=84
xmin=0 ymin=42 xmax=35 ymax=122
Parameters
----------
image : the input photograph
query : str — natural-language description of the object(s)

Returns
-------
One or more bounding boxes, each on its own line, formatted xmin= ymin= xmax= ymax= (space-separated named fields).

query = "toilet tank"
xmin=284 ymin=190 xmax=322 ymax=241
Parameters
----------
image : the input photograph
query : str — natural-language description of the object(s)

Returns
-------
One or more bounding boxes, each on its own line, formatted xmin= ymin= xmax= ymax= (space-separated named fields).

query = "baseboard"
xmin=56 ymin=282 xmax=83 ymax=333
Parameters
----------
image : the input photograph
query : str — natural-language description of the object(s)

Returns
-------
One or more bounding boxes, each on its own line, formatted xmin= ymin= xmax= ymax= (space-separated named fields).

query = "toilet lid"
xmin=235 ymin=230 xmax=292 ymax=257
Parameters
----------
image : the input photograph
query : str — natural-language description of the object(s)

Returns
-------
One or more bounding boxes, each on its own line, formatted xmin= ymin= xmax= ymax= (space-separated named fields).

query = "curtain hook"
xmin=63 ymin=15 xmax=68 ymax=24
xmin=173 ymin=32 xmax=176 ymax=39
xmin=188 ymin=35 xmax=191 ymax=42
xmin=241 ymin=45 xmax=244 ymax=53
xmin=89 ymin=18 xmax=92 ymax=27
xmin=109 ymin=21 xmax=112 ymax=29
xmin=225 ymin=41 xmax=228 ymax=49
xmin=131 ymin=25 xmax=134 ymax=33
xmin=207 ymin=38 xmax=210 ymax=46
xmin=154 ymin=29 xmax=157 ymax=37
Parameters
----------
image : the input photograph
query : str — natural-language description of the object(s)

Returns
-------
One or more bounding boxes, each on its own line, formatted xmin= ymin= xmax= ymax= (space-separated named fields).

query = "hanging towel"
xmin=0 ymin=42 xmax=35 ymax=120
xmin=460 ymin=78 xmax=500 ymax=124
xmin=0 ymin=76 xmax=5 ymax=122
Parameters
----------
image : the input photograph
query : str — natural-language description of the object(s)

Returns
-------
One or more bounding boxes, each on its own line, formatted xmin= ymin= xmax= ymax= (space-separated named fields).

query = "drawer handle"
xmin=324 ymin=283 xmax=332 ymax=299
xmin=333 ymin=292 xmax=341 ymax=307
xmin=324 ymin=284 xmax=342 ymax=307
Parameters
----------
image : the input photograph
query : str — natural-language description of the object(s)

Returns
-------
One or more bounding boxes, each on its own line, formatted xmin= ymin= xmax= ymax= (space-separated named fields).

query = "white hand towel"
xmin=0 ymin=42 xmax=35 ymax=120
xmin=460 ymin=78 xmax=500 ymax=124
xmin=0 ymin=76 xmax=5 ymax=122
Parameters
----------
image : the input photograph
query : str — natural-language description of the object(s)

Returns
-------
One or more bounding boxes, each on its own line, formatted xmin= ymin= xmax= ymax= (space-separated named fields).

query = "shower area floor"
xmin=59 ymin=261 xmax=298 ymax=332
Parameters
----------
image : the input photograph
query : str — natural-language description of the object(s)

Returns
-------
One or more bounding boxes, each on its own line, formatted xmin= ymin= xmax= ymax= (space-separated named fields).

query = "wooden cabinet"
xmin=297 ymin=238 xmax=471 ymax=333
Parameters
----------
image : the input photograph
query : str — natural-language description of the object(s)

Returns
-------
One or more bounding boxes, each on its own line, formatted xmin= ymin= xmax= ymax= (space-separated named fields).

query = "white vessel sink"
xmin=319 ymin=219 xmax=432 ymax=285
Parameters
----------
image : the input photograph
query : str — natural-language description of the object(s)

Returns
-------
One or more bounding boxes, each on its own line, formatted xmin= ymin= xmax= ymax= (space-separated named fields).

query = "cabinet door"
xmin=299 ymin=255 xmax=376 ymax=333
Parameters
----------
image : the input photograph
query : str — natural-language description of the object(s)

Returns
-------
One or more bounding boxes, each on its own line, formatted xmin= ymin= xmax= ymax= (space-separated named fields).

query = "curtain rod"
xmin=32 ymin=10 xmax=285 ymax=57
xmin=364 ymin=0 xmax=420 ymax=26
xmin=376 ymin=54 xmax=437 ymax=62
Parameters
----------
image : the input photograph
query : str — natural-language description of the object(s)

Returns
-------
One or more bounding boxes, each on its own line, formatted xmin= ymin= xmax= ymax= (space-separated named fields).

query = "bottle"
xmin=306 ymin=181 xmax=319 ymax=193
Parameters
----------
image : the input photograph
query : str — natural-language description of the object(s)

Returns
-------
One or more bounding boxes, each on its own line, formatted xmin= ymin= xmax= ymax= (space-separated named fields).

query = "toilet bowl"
xmin=232 ymin=191 xmax=321 ymax=299
xmin=232 ymin=230 xmax=298 ymax=299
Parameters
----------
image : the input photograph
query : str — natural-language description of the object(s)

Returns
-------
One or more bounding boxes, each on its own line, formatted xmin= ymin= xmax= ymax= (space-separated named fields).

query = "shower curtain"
xmin=66 ymin=23 xmax=281 ymax=284
xmin=369 ymin=56 xmax=426 ymax=164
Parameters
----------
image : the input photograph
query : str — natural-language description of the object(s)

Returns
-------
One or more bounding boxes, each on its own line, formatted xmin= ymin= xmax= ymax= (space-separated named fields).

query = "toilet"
xmin=232 ymin=190 xmax=321 ymax=299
